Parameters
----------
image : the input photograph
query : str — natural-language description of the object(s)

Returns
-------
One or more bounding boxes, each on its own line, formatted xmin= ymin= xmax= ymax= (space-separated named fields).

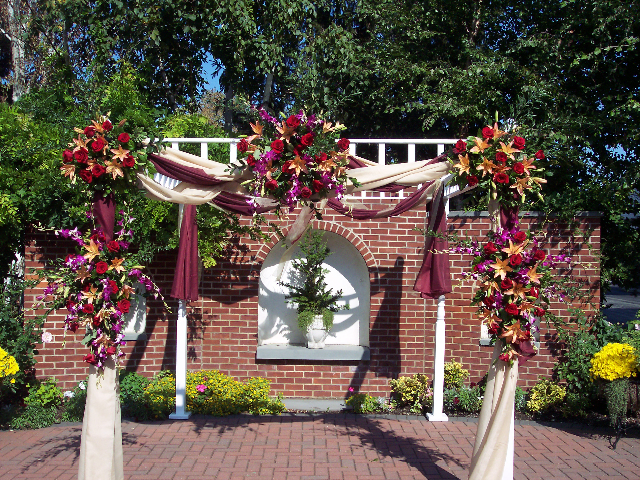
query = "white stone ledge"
xmin=256 ymin=344 xmax=370 ymax=361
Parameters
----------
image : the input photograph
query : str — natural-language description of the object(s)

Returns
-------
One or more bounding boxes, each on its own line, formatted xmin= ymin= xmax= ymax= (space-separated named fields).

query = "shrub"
xmin=444 ymin=386 xmax=483 ymax=414
xmin=558 ymin=391 xmax=592 ymax=419
xmin=143 ymin=371 xmax=176 ymax=419
xmin=526 ymin=379 xmax=566 ymax=414
xmin=346 ymin=393 xmax=388 ymax=414
xmin=186 ymin=370 xmax=284 ymax=416
xmin=444 ymin=360 xmax=469 ymax=389
xmin=8 ymin=405 xmax=59 ymax=430
xmin=514 ymin=386 xmax=527 ymax=412
xmin=61 ymin=380 xmax=87 ymax=422
xmin=24 ymin=378 xmax=62 ymax=409
xmin=590 ymin=343 xmax=638 ymax=381
xmin=119 ymin=371 xmax=151 ymax=420
xmin=389 ymin=374 xmax=431 ymax=407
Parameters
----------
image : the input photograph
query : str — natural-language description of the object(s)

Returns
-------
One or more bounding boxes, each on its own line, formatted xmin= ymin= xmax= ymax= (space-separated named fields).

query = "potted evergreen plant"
xmin=279 ymin=229 xmax=348 ymax=348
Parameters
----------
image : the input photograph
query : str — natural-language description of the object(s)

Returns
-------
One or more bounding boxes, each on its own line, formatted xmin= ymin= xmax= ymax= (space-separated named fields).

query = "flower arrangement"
xmin=590 ymin=343 xmax=638 ymax=382
xmin=232 ymin=107 xmax=357 ymax=216
xmin=465 ymin=226 xmax=572 ymax=363
xmin=0 ymin=346 xmax=19 ymax=384
xmin=36 ymin=209 xmax=164 ymax=371
xmin=61 ymin=114 xmax=158 ymax=194
xmin=450 ymin=124 xmax=548 ymax=207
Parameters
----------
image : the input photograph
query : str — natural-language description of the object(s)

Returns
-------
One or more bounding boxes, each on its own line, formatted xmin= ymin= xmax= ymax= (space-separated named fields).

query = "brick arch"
xmin=253 ymin=220 xmax=377 ymax=273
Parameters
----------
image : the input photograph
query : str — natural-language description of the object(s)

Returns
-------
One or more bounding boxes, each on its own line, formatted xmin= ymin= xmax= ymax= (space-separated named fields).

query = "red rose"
xmin=92 ymin=315 xmax=101 ymax=327
xmin=505 ymin=303 xmax=519 ymax=315
xmin=108 ymin=279 xmax=119 ymax=294
xmin=102 ymin=120 xmax=113 ymax=132
xmin=488 ymin=322 xmax=500 ymax=335
xmin=315 ymin=152 xmax=327 ymax=163
xmin=122 ymin=155 xmax=135 ymax=168
xmin=535 ymin=150 xmax=545 ymax=160
xmin=501 ymin=278 xmax=513 ymax=290
xmin=237 ymin=138 xmax=249 ymax=153
xmin=467 ymin=175 xmax=479 ymax=187
xmin=528 ymin=287 xmax=539 ymax=298
xmin=482 ymin=126 xmax=494 ymax=139
xmin=513 ymin=162 xmax=525 ymax=175
xmin=510 ymin=254 xmax=523 ymax=266
xmin=293 ymin=144 xmax=305 ymax=156
xmin=83 ymin=353 xmax=97 ymax=364
xmin=499 ymin=353 xmax=510 ymax=362
xmin=495 ymin=151 xmax=508 ymax=164
xmin=300 ymin=186 xmax=312 ymax=198
xmin=286 ymin=115 xmax=300 ymax=129
xmin=533 ymin=250 xmax=546 ymax=261
xmin=118 ymin=132 xmax=130 ymax=143
xmin=482 ymin=295 xmax=495 ymax=307
xmin=300 ymin=133 xmax=314 ymax=147
xmin=494 ymin=172 xmax=509 ymax=184
xmin=95 ymin=261 xmax=109 ymax=274
xmin=484 ymin=242 xmax=498 ymax=255
xmin=117 ymin=299 xmax=131 ymax=313
xmin=66 ymin=300 xmax=76 ymax=312
xmin=534 ymin=307 xmax=546 ymax=317
xmin=265 ymin=179 xmax=278 ymax=191
xmin=63 ymin=150 xmax=74 ymax=163
xmin=107 ymin=240 xmax=120 ymax=252
xmin=74 ymin=148 xmax=89 ymax=163
xmin=84 ymin=126 xmax=96 ymax=137
xmin=312 ymin=179 xmax=324 ymax=193
xmin=91 ymin=164 xmax=106 ymax=178
xmin=452 ymin=140 xmax=467 ymax=154
xmin=106 ymin=346 xmax=117 ymax=356
xmin=246 ymin=155 xmax=256 ymax=167
xmin=513 ymin=231 xmax=527 ymax=243
xmin=78 ymin=169 xmax=93 ymax=183
xmin=512 ymin=136 xmax=525 ymax=149
xmin=82 ymin=304 xmax=94 ymax=314
xmin=68 ymin=321 xmax=79 ymax=333
xmin=91 ymin=137 xmax=106 ymax=153
xmin=337 ymin=137 xmax=350 ymax=151
xmin=271 ymin=139 xmax=284 ymax=153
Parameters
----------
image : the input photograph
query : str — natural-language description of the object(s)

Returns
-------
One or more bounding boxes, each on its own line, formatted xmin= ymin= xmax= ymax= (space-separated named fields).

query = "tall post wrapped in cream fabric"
xmin=78 ymin=357 xmax=123 ymax=480
xmin=469 ymin=343 xmax=517 ymax=480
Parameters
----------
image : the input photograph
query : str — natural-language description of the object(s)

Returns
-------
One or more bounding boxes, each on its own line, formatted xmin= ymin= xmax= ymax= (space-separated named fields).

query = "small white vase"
xmin=306 ymin=315 xmax=329 ymax=349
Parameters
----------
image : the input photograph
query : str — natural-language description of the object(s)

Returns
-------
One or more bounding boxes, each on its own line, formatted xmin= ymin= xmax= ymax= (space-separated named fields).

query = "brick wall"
xmin=24 ymin=198 xmax=600 ymax=398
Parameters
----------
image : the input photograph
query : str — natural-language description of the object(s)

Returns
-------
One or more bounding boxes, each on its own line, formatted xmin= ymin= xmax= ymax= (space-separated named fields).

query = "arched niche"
xmin=258 ymin=231 xmax=370 ymax=347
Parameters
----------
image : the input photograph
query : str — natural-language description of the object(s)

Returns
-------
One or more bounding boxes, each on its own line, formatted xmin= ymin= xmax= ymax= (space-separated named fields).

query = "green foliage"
xmin=0 ymin=263 xmax=45 ymax=401
xmin=61 ymin=381 xmax=88 ymax=423
xmin=526 ymin=379 xmax=566 ymax=414
xmin=604 ymin=378 xmax=629 ymax=429
xmin=119 ymin=371 xmax=151 ymax=420
xmin=345 ymin=393 xmax=388 ymax=414
xmin=161 ymin=112 xmax=228 ymax=162
xmin=24 ymin=378 xmax=63 ymax=409
xmin=558 ymin=391 xmax=593 ymax=420
xmin=186 ymin=370 xmax=285 ymax=416
xmin=444 ymin=360 xmax=470 ymax=389
xmin=444 ymin=386 xmax=483 ymax=414
xmin=8 ymin=405 xmax=59 ymax=430
xmin=514 ymin=386 xmax=527 ymax=413
xmin=389 ymin=374 xmax=431 ymax=408
xmin=554 ymin=308 xmax=622 ymax=395
xmin=621 ymin=312 xmax=640 ymax=369
xmin=280 ymin=230 xmax=348 ymax=332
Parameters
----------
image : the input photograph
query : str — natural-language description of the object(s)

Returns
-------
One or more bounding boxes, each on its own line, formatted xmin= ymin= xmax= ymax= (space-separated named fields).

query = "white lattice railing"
xmin=158 ymin=137 xmax=460 ymax=198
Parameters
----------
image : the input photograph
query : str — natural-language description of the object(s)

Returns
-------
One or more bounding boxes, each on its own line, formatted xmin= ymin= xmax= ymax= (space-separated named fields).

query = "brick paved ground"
xmin=1 ymin=415 xmax=639 ymax=480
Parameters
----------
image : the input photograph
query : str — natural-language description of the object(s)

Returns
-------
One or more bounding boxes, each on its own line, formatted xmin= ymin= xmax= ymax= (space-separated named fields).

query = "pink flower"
xmin=197 ymin=384 xmax=207 ymax=393
xmin=348 ymin=387 xmax=354 ymax=392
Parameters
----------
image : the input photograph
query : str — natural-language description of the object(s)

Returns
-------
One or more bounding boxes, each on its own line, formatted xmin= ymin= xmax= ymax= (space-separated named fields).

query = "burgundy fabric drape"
xmin=149 ymin=154 xmax=225 ymax=186
xmin=170 ymin=204 xmax=199 ymax=301
xmin=92 ymin=192 xmax=116 ymax=242
xmin=413 ymin=185 xmax=452 ymax=298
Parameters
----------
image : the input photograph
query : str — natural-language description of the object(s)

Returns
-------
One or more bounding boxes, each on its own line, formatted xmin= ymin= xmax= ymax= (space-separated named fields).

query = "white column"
xmin=428 ymin=294 xmax=448 ymax=421
xmin=169 ymin=299 xmax=191 ymax=419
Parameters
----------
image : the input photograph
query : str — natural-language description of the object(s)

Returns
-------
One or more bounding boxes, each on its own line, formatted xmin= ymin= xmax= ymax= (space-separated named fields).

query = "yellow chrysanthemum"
xmin=590 ymin=343 xmax=638 ymax=381
xmin=0 ymin=346 xmax=20 ymax=379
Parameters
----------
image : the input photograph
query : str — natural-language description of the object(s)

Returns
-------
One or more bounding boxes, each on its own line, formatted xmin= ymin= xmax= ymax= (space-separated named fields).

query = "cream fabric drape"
xmin=140 ymin=148 xmax=451 ymax=206
xmin=78 ymin=357 xmax=123 ymax=480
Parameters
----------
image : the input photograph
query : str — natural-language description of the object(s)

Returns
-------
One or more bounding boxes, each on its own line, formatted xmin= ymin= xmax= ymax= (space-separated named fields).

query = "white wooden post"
xmin=428 ymin=294 xmax=448 ymax=421
xmin=169 ymin=203 xmax=191 ymax=420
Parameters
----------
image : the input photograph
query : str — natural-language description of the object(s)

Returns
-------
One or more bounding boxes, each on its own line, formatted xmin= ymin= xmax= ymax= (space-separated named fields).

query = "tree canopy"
xmin=1 ymin=0 xmax=638 ymax=289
